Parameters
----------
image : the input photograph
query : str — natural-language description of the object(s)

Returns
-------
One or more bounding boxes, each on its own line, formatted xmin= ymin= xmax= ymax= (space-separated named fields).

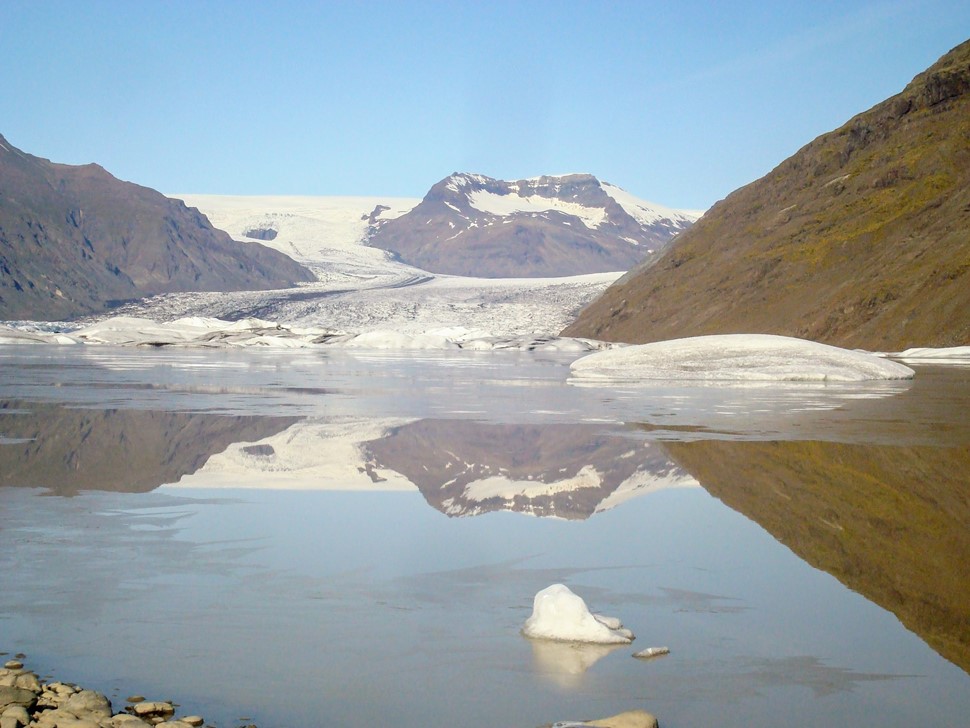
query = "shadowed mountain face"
xmin=0 ymin=401 xmax=299 ymax=495
xmin=0 ymin=134 xmax=315 ymax=321
xmin=366 ymin=173 xmax=698 ymax=278
xmin=564 ymin=40 xmax=970 ymax=350
xmin=664 ymin=438 xmax=970 ymax=674
xmin=361 ymin=419 xmax=694 ymax=518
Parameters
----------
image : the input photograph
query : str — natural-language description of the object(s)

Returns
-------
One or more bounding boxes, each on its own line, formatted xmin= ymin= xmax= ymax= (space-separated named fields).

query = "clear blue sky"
xmin=1 ymin=1 xmax=967 ymax=210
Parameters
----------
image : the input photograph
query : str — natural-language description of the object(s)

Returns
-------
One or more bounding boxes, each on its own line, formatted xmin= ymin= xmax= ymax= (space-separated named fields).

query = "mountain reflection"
xmin=0 ymin=400 xmax=300 ymax=495
xmin=362 ymin=420 xmax=697 ymax=518
xmin=663 ymin=439 xmax=970 ymax=674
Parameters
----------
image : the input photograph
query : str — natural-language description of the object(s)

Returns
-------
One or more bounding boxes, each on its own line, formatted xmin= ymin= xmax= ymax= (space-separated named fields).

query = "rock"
xmin=125 ymin=696 xmax=145 ymax=704
xmin=48 ymin=717 xmax=102 ymax=728
xmin=0 ymin=687 xmax=36 ymax=712
xmin=1 ymin=705 xmax=30 ymax=728
xmin=2 ymin=663 xmax=22 ymax=671
xmin=132 ymin=702 xmax=174 ymax=718
xmin=109 ymin=716 xmax=146 ymax=727
xmin=31 ymin=707 xmax=97 ymax=727
xmin=179 ymin=717 xmax=204 ymax=727
xmin=632 ymin=647 xmax=670 ymax=659
xmin=13 ymin=672 xmax=40 ymax=693
xmin=62 ymin=690 xmax=112 ymax=719
xmin=584 ymin=709 xmax=659 ymax=728
xmin=156 ymin=722 xmax=195 ymax=728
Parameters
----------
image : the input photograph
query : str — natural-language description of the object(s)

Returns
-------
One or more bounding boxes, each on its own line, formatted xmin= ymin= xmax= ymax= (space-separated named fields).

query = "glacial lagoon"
xmin=1 ymin=345 xmax=969 ymax=727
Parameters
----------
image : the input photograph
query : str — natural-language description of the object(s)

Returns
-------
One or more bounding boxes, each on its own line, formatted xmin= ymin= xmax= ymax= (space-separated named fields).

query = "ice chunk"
xmin=633 ymin=646 xmax=670 ymax=659
xmin=890 ymin=345 xmax=970 ymax=364
xmin=522 ymin=584 xmax=634 ymax=644
xmin=570 ymin=334 xmax=915 ymax=383
xmin=341 ymin=330 xmax=460 ymax=350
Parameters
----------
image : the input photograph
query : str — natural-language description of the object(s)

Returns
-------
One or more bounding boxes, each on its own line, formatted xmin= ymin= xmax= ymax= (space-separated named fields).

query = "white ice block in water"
xmin=522 ymin=584 xmax=634 ymax=644
xmin=570 ymin=334 xmax=915 ymax=383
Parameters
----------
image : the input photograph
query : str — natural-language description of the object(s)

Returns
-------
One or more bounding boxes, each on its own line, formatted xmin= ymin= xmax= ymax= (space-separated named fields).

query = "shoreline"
xmin=2 ymin=652 xmax=661 ymax=728
xmin=0 ymin=653 xmax=247 ymax=728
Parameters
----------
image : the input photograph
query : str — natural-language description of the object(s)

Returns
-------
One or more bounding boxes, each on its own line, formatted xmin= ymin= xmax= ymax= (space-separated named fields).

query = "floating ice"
xmin=0 ymin=324 xmax=79 ymax=345
xmin=522 ymin=584 xmax=634 ymax=644
xmin=0 ymin=315 xmax=611 ymax=353
xmin=890 ymin=346 xmax=970 ymax=365
xmin=570 ymin=334 xmax=915 ymax=383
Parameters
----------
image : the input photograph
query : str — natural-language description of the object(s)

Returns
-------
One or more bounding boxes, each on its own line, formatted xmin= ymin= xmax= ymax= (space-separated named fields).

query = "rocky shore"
xmin=3 ymin=653 xmax=659 ymax=728
xmin=0 ymin=655 xmax=236 ymax=728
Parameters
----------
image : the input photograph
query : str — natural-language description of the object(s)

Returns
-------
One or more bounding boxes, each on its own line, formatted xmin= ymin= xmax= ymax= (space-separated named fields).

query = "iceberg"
xmin=570 ymin=334 xmax=915 ymax=383
xmin=522 ymin=584 xmax=634 ymax=644
xmin=890 ymin=346 xmax=970 ymax=365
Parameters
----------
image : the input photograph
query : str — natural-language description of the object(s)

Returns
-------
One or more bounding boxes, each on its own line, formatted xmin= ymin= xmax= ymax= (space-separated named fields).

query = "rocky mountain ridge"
xmin=564 ymin=40 xmax=970 ymax=350
xmin=0 ymin=134 xmax=315 ymax=321
xmin=367 ymin=172 xmax=700 ymax=277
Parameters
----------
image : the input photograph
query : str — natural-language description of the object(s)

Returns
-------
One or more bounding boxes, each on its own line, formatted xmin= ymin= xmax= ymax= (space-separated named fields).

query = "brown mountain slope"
xmin=564 ymin=40 xmax=970 ymax=350
xmin=367 ymin=173 xmax=698 ymax=277
xmin=0 ymin=134 xmax=315 ymax=321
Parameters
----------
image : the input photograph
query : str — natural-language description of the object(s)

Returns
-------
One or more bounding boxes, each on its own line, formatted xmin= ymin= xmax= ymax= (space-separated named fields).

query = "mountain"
xmin=564 ymin=40 xmax=970 ymax=350
xmin=366 ymin=172 xmax=701 ymax=278
xmin=0 ymin=134 xmax=315 ymax=321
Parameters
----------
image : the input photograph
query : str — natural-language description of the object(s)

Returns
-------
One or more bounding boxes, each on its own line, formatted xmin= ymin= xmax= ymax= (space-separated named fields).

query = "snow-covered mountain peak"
xmin=444 ymin=172 xmax=493 ymax=193
xmin=368 ymin=172 xmax=703 ymax=277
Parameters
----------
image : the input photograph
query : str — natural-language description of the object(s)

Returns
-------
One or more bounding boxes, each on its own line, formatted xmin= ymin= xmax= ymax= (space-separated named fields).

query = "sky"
xmin=1 ymin=1 xmax=968 ymax=211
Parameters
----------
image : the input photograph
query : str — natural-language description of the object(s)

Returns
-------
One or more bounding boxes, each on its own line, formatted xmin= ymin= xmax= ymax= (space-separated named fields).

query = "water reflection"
xmin=0 ymin=400 xmax=298 ymax=495
xmin=528 ymin=640 xmax=627 ymax=688
xmin=663 ymin=439 xmax=970 ymax=673
xmin=362 ymin=419 xmax=696 ymax=518
xmin=2 ymin=349 xmax=970 ymax=727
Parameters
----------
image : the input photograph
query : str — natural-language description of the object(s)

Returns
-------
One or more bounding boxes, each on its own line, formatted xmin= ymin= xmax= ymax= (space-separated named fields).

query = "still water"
xmin=1 ymin=346 xmax=968 ymax=727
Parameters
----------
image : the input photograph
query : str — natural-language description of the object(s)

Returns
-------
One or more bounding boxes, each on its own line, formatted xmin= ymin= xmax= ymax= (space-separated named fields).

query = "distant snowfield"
xmin=174 ymin=193 xmax=420 ymax=282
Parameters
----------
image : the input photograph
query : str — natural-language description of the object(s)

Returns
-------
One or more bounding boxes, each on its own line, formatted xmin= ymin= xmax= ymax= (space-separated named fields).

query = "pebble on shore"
xmin=0 ymin=656 xmax=222 ymax=728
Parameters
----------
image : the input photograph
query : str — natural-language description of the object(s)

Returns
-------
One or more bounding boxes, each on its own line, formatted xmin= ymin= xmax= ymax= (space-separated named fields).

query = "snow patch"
xmin=461 ymin=465 xmax=602 ymax=502
xmin=601 ymin=182 xmax=704 ymax=227
xmin=467 ymin=189 xmax=607 ymax=230
xmin=445 ymin=173 xmax=491 ymax=192
xmin=172 ymin=194 xmax=419 ymax=277
xmin=594 ymin=468 xmax=699 ymax=513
